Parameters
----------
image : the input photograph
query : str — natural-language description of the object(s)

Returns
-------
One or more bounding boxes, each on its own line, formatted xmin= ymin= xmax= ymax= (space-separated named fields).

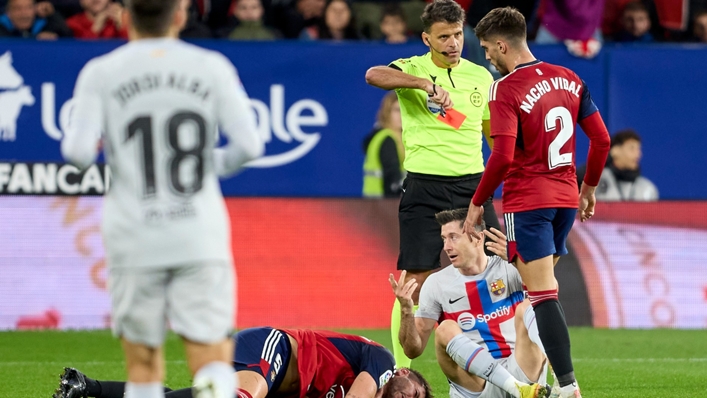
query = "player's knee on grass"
xmin=435 ymin=320 xmax=462 ymax=348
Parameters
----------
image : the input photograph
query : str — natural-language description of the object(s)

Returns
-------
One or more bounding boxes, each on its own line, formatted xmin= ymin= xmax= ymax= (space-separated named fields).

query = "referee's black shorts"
xmin=397 ymin=171 xmax=500 ymax=271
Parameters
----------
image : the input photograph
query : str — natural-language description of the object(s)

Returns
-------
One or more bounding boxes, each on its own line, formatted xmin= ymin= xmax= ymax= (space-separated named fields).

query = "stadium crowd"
xmin=0 ymin=0 xmax=706 ymax=43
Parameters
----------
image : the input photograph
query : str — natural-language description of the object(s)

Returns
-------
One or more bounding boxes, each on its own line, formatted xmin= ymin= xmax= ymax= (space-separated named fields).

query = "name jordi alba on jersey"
xmin=419 ymin=257 xmax=524 ymax=358
xmin=86 ymin=40 xmax=239 ymax=268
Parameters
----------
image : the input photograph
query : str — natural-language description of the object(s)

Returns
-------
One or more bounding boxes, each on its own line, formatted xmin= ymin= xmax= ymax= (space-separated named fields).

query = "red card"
xmin=437 ymin=108 xmax=467 ymax=130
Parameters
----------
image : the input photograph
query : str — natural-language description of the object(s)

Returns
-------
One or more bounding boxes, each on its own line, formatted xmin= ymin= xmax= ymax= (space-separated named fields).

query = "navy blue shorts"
xmin=233 ymin=327 xmax=291 ymax=394
xmin=504 ymin=208 xmax=577 ymax=263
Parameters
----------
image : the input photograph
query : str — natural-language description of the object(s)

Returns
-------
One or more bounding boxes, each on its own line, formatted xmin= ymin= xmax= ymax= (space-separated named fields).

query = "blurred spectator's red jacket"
xmin=66 ymin=12 xmax=128 ymax=39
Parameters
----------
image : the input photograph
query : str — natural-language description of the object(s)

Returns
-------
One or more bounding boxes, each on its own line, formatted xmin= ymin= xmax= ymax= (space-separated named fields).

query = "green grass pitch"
xmin=1 ymin=328 xmax=706 ymax=397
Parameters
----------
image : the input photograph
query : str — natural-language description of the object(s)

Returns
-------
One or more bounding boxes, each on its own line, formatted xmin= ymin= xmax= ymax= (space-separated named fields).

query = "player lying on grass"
xmin=390 ymin=208 xmax=555 ymax=398
xmin=54 ymin=327 xmax=433 ymax=398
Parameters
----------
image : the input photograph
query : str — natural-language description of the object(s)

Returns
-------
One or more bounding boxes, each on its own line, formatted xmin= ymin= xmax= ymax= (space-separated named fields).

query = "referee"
xmin=365 ymin=0 xmax=500 ymax=368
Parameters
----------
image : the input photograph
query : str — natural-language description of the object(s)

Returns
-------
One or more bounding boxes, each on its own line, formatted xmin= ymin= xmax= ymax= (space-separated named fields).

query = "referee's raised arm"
xmin=365 ymin=66 xmax=453 ymax=110
xmin=365 ymin=65 xmax=432 ymax=92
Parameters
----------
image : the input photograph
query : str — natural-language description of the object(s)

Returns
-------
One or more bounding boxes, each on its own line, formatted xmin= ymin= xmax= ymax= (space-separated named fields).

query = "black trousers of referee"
xmin=397 ymin=171 xmax=501 ymax=270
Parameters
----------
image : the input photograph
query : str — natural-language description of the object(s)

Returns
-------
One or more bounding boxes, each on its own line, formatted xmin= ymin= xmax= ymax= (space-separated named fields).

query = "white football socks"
xmin=446 ymin=334 xmax=527 ymax=398
xmin=193 ymin=361 xmax=236 ymax=398
xmin=559 ymin=381 xmax=581 ymax=398
xmin=124 ymin=382 xmax=165 ymax=398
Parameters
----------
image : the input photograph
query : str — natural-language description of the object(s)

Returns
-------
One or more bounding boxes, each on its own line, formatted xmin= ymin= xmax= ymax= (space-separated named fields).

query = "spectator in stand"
xmin=191 ymin=0 xmax=237 ymax=34
xmin=271 ymin=0 xmax=324 ymax=38
xmin=301 ymin=0 xmax=359 ymax=40
xmin=614 ymin=1 xmax=653 ymax=41
xmin=577 ymin=130 xmax=658 ymax=201
xmin=47 ymin=0 xmax=83 ymax=18
xmin=535 ymin=0 xmax=604 ymax=58
xmin=0 ymin=0 xmax=72 ymax=38
xmin=227 ymin=0 xmax=279 ymax=39
xmin=691 ymin=8 xmax=707 ymax=42
xmin=362 ymin=92 xmax=405 ymax=198
xmin=66 ymin=0 xmax=127 ymax=39
xmin=180 ymin=3 xmax=213 ymax=38
xmin=602 ymin=0 xmax=636 ymax=39
xmin=380 ymin=3 xmax=408 ymax=43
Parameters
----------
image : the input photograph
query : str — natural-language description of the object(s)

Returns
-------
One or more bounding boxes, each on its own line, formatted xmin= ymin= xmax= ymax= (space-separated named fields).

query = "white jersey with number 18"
xmin=62 ymin=38 xmax=264 ymax=269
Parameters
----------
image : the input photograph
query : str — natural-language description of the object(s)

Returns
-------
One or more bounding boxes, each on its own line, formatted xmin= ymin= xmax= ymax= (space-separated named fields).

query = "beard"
xmin=494 ymin=58 xmax=510 ymax=76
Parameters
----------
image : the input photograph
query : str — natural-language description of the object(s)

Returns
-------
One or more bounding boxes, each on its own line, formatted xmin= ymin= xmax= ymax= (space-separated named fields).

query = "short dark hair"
xmin=694 ymin=8 xmax=707 ymax=21
xmin=420 ymin=0 xmax=465 ymax=33
xmin=435 ymin=208 xmax=485 ymax=233
xmin=125 ymin=0 xmax=180 ymax=36
xmin=407 ymin=368 xmax=434 ymax=398
xmin=474 ymin=7 xmax=526 ymax=43
xmin=8 ymin=0 xmax=35 ymax=8
xmin=622 ymin=1 xmax=649 ymax=15
xmin=381 ymin=3 xmax=406 ymax=24
xmin=611 ymin=129 xmax=641 ymax=147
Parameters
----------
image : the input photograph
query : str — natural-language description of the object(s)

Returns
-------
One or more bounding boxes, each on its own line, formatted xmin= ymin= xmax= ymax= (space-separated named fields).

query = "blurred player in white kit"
xmin=61 ymin=0 xmax=264 ymax=397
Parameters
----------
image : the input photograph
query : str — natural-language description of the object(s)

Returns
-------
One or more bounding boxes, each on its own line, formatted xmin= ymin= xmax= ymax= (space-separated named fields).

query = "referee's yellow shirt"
xmin=390 ymin=53 xmax=493 ymax=176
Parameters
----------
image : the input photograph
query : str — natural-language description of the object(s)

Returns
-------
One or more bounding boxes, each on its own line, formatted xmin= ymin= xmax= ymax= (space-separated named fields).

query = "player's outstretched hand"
xmin=462 ymin=204 xmax=484 ymax=240
xmin=483 ymin=227 xmax=508 ymax=261
xmin=389 ymin=271 xmax=417 ymax=312
xmin=579 ymin=183 xmax=597 ymax=222
xmin=426 ymin=82 xmax=453 ymax=110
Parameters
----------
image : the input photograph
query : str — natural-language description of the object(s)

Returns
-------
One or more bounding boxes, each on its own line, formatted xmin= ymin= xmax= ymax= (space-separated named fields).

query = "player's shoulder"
xmin=426 ymin=264 xmax=460 ymax=285
xmin=176 ymin=41 xmax=235 ymax=70
xmin=486 ymin=256 xmax=518 ymax=274
xmin=541 ymin=61 xmax=581 ymax=80
xmin=390 ymin=53 xmax=427 ymax=69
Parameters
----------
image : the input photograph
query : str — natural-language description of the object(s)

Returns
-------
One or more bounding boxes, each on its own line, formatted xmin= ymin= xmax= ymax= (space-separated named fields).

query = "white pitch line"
xmin=417 ymin=358 xmax=707 ymax=364
xmin=574 ymin=358 xmax=707 ymax=363
xmin=3 ymin=358 xmax=707 ymax=367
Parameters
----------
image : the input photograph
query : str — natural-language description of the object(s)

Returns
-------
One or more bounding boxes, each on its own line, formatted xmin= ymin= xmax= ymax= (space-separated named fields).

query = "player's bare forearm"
xmin=346 ymin=372 xmax=378 ymax=398
xmin=398 ymin=310 xmax=424 ymax=359
xmin=365 ymin=66 xmax=431 ymax=92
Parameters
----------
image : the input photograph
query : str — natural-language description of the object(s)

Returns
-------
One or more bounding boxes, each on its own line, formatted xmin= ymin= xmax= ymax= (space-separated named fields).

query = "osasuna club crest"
xmin=490 ymin=279 xmax=506 ymax=296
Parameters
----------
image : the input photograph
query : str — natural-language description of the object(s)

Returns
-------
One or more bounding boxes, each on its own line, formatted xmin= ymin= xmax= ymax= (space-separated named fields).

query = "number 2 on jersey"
xmin=126 ymin=112 xmax=207 ymax=198
xmin=545 ymin=106 xmax=573 ymax=169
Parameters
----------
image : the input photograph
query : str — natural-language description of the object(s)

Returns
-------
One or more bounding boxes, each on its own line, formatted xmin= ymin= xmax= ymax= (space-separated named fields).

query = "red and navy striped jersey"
xmin=282 ymin=329 xmax=396 ymax=398
xmin=488 ymin=60 xmax=599 ymax=212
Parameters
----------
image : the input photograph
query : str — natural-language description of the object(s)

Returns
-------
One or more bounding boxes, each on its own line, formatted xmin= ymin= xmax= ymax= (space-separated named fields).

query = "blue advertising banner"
xmin=0 ymin=41 xmax=704 ymax=198
xmin=0 ymin=40 xmax=429 ymax=196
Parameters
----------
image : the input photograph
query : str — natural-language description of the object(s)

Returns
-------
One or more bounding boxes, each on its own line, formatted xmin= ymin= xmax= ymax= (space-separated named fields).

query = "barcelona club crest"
xmin=490 ymin=279 xmax=506 ymax=296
